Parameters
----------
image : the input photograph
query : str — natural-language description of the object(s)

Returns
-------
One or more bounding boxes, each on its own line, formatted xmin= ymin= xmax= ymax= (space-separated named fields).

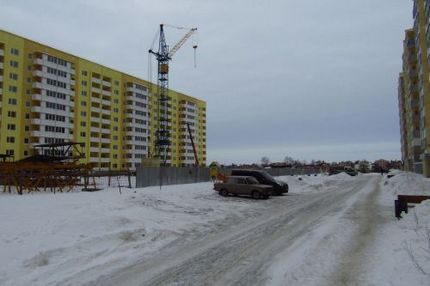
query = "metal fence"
xmin=136 ymin=167 xmax=210 ymax=188
xmin=135 ymin=166 xmax=321 ymax=188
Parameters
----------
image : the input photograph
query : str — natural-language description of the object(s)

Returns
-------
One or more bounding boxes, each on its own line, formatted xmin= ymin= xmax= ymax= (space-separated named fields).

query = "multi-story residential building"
xmin=399 ymin=0 xmax=430 ymax=177
xmin=398 ymin=73 xmax=408 ymax=166
xmin=400 ymin=29 xmax=422 ymax=173
xmin=0 ymin=29 xmax=206 ymax=169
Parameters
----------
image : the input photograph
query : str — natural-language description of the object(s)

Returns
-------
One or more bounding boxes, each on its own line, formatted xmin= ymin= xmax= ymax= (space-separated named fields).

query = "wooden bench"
xmin=394 ymin=195 xmax=430 ymax=219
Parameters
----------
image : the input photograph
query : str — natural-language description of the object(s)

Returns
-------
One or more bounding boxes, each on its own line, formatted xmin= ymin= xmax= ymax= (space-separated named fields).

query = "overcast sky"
xmin=0 ymin=0 xmax=412 ymax=164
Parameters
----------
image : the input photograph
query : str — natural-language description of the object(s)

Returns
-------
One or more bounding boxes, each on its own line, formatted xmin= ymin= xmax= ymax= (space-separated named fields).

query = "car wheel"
xmin=220 ymin=189 xmax=228 ymax=197
xmin=252 ymin=191 xmax=262 ymax=200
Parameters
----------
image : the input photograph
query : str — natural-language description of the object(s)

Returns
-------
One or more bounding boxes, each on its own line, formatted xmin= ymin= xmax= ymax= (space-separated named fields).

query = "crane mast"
xmin=148 ymin=24 xmax=197 ymax=166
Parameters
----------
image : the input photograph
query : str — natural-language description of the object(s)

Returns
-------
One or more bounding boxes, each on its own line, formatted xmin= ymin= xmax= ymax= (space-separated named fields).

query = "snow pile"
xmin=376 ymin=171 xmax=430 ymax=284
xmin=399 ymin=200 xmax=430 ymax=276
xmin=382 ymin=170 xmax=430 ymax=196
xmin=280 ymin=173 xmax=355 ymax=194
xmin=0 ymin=182 xmax=263 ymax=286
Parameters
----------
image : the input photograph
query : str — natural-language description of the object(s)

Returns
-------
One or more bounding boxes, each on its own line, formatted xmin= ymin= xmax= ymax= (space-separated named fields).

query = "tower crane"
xmin=148 ymin=24 xmax=197 ymax=166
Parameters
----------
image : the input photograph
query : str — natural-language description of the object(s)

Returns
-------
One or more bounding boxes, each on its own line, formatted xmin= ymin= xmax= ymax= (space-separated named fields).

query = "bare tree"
xmin=261 ymin=156 xmax=270 ymax=166
xmin=284 ymin=156 xmax=294 ymax=164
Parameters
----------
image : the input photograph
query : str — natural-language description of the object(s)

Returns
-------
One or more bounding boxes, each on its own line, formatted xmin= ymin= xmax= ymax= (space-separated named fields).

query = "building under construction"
xmin=0 ymin=29 xmax=206 ymax=170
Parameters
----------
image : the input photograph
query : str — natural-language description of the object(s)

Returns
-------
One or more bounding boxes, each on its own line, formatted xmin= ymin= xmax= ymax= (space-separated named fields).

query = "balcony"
xmin=0 ymin=75 xmax=3 ymax=81
xmin=100 ymin=147 xmax=110 ymax=153
xmin=90 ymin=147 xmax=99 ymax=153
xmin=31 ymin=106 xmax=43 ymax=113
xmin=101 ymin=118 xmax=110 ymax=125
xmin=90 ymin=127 xmax=101 ymax=133
xmin=102 ymin=89 xmax=111 ymax=96
xmin=91 ymin=97 xmax=102 ymax=104
xmin=0 ymin=49 xmax=3 ymax=56
xmin=91 ymin=78 xmax=102 ymax=84
xmin=412 ymin=138 xmax=421 ymax=147
xmin=102 ymin=80 xmax=111 ymax=87
xmin=0 ymin=62 xmax=3 ymax=69
xmin=411 ymin=98 xmax=419 ymax=109
xmin=101 ymin=127 xmax=110 ymax=134
xmin=91 ymin=87 xmax=101 ymax=94
xmin=91 ymin=106 xmax=102 ymax=113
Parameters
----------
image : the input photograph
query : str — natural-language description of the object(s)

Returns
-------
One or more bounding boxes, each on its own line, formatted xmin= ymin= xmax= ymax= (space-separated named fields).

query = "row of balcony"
xmin=91 ymin=97 xmax=111 ymax=106
xmin=32 ymin=70 xmax=75 ymax=85
xmin=34 ymin=58 xmax=75 ymax=75
xmin=32 ymin=82 xmax=75 ymax=96
xmin=91 ymin=77 xmax=111 ymax=87
xmin=30 ymin=130 xmax=73 ymax=140
xmin=89 ymin=137 xmax=111 ymax=144
xmin=32 ymin=93 xmax=74 ymax=107
xmin=91 ymin=87 xmax=111 ymax=96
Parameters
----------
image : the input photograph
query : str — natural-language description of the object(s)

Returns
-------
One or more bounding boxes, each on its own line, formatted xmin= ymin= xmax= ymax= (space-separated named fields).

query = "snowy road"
xmin=91 ymin=175 xmax=383 ymax=286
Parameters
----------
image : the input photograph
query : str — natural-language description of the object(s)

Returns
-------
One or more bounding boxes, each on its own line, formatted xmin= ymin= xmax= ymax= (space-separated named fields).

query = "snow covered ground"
xmin=0 ymin=171 xmax=429 ymax=285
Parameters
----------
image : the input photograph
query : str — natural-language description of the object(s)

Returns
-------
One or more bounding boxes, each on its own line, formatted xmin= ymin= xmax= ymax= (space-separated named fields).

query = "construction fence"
xmin=135 ymin=167 xmax=321 ymax=188
xmin=136 ymin=167 xmax=210 ymax=188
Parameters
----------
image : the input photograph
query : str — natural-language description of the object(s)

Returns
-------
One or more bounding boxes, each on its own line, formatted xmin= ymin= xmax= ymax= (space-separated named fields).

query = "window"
xmin=9 ymin=61 xmax=18 ymax=68
xmin=7 ymin=124 xmax=16 ymax=130
xmin=45 ymin=113 xmax=66 ymax=122
xmin=81 ymin=101 xmax=87 ymax=106
xmin=10 ymin=48 xmax=19 ymax=55
xmin=47 ymin=55 xmax=67 ymax=66
xmin=136 ymin=93 xmax=147 ymax=100
xmin=80 ymin=132 xmax=86 ymax=137
xmin=9 ymin=73 xmax=18 ymax=80
xmin=8 ymin=98 xmax=17 ymax=105
xmin=9 ymin=86 xmax=17 ymax=93
xmin=6 ymin=150 xmax=14 ymax=156
xmin=46 ymin=102 xmax=66 ymax=111
xmin=80 ymin=121 xmax=86 ymax=127
xmin=6 ymin=137 xmax=15 ymax=143
xmin=81 ymin=91 xmax=87 ymax=96
xmin=46 ymin=90 xmax=67 ymax=100
xmin=81 ymin=80 xmax=87 ymax=86
xmin=45 ymin=126 xmax=65 ymax=133
xmin=82 ymin=70 xmax=88 ymax=76
xmin=80 ymin=111 xmax=86 ymax=117
xmin=46 ymin=78 xmax=67 ymax=88
xmin=7 ymin=111 xmax=16 ymax=118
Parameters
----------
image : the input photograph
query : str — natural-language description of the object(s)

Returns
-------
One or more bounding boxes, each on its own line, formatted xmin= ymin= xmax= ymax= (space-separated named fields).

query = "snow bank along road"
xmin=92 ymin=175 xmax=384 ymax=286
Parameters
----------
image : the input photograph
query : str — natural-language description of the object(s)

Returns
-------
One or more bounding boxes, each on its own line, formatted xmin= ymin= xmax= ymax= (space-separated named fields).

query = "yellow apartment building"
xmin=399 ymin=0 xmax=430 ymax=177
xmin=0 ymin=29 xmax=206 ymax=169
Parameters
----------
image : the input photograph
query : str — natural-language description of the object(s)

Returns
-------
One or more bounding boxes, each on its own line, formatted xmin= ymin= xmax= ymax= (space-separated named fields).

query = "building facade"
xmin=0 ymin=29 xmax=206 ymax=169
xmin=399 ymin=0 xmax=430 ymax=177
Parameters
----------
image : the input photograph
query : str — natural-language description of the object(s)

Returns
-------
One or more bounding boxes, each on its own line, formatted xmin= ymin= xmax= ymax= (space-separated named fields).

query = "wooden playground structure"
xmin=0 ymin=142 xmax=98 ymax=195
